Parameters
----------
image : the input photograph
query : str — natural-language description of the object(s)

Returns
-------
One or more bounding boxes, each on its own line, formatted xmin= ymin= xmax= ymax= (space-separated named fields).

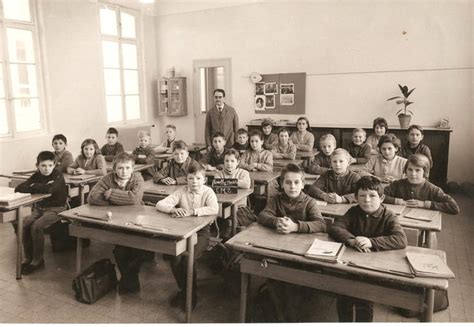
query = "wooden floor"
xmin=0 ymin=193 xmax=472 ymax=323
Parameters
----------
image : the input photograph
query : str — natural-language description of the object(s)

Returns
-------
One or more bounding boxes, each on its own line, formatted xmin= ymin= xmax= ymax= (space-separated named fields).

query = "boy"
xmin=156 ymin=163 xmax=218 ymax=310
xmin=52 ymin=134 xmax=73 ymax=173
xmin=271 ymin=127 xmax=297 ymax=160
xmin=153 ymin=140 xmax=198 ymax=185
xmin=132 ymin=130 xmax=155 ymax=180
xmin=88 ymin=152 xmax=150 ymax=294
xmin=15 ymin=151 xmax=67 ymax=275
xmin=202 ymin=132 xmax=227 ymax=171
xmin=329 ymin=176 xmax=407 ymax=322
xmin=155 ymin=124 xmax=177 ymax=154
xmin=306 ymin=134 xmax=336 ymax=175
xmin=261 ymin=119 xmax=278 ymax=150
xmin=101 ymin=127 xmax=125 ymax=162
xmin=232 ymin=128 xmax=249 ymax=155
xmin=307 ymin=148 xmax=360 ymax=203
xmin=239 ymin=130 xmax=273 ymax=172
xmin=346 ymin=128 xmax=372 ymax=164
xmin=399 ymin=125 xmax=433 ymax=168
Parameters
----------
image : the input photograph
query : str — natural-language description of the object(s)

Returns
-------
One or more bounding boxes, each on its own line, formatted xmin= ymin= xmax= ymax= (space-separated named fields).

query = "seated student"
xmin=101 ymin=127 xmax=125 ymax=162
xmin=257 ymin=163 xmax=326 ymax=322
xmin=232 ymin=128 xmax=249 ymax=155
xmin=366 ymin=117 xmax=388 ymax=154
xmin=154 ymin=124 xmax=177 ymax=154
xmin=156 ymin=163 xmax=218 ymax=310
xmin=153 ymin=140 xmax=198 ymax=185
xmin=384 ymin=154 xmax=460 ymax=214
xmin=202 ymin=132 xmax=227 ymax=171
xmin=132 ymin=130 xmax=156 ymax=181
xmin=362 ymin=133 xmax=407 ymax=183
xmin=15 ymin=151 xmax=67 ymax=275
xmin=239 ymin=130 xmax=273 ymax=172
xmin=271 ymin=127 xmax=297 ymax=160
xmin=51 ymin=134 xmax=73 ymax=173
xmin=399 ymin=125 xmax=433 ymax=168
xmin=329 ymin=176 xmax=408 ymax=322
xmin=290 ymin=116 xmax=314 ymax=152
xmin=261 ymin=119 xmax=278 ymax=151
xmin=306 ymin=134 xmax=336 ymax=175
xmin=307 ymin=148 xmax=360 ymax=203
xmin=87 ymin=152 xmax=150 ymax=294
xmin=67 ymin=138 xmax=107 ymax=176
xmin=346 ymin=128 xmax=372 ymax=164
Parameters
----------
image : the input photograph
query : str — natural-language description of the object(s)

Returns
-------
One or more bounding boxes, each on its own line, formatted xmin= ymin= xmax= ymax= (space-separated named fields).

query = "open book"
xmin=403 ymin=208 xmax=438 ymax=222
xmin=304 ymin=238 xmax=345 ymax=263
xmin=406 ymin=252 xmax=455 ymax=279
xmin=0 ymin=186 xmax=31 ymax=206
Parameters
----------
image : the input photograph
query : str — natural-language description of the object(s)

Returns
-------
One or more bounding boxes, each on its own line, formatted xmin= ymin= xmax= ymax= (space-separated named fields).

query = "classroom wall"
xmin=155 ymin=1 xmax=474 ymax=183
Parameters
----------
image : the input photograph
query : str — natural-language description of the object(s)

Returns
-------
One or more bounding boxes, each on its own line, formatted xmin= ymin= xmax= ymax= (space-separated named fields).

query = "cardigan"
xmin=306 ymin=152 xmax=331 ymax=175
xmin=307 ymin=170 xmax=361 ymax=203
xmin=68 ymin=154 xmax=107 ymax=176
xmin=205 ymin=104 xmax=239 ymax=148
xmin=101 ymin=142 xmax=125 ymax=162
xmin=362 ymin=154 xmax=407 ymax=180
xmin=271 ymin=142 xmax=297 ymax=160
xmin=239 ymin=148 xmax=273 ymax=171
xmin=156 ymin=185 xmax=218 ymax=217
xmin=263 ymin=133 xmax=278 ymax=151
xmin=347 ymin=142 xmax=372 ymax=164
xmin=153 ymin=157 xmax=198 ymax=185
xmin=290 ymin=131 xmax=314 ymax=152
xmin=15 ymin=169 xmax=67 ymax=208
xmin=54 ymin=149 xmax=73 ymax=173
xmin=258 ymin=192 xmax=326 ymax=233
xmin=399 ymin=143 xmax=433 ymax=168
xmin=329 ymin=205 xmax=408 ymax=251
xmin=384 ymin=178 xmax=460 ymax=214
xmin=88 ymin=172 xmax=144 ymax=206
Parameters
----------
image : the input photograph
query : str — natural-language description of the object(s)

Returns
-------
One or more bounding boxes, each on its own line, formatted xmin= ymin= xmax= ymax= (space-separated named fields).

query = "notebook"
xmin=0 ymin=187 xmax=31 ymax=206
xmin=304 ymin=238 xmax=345 ymax=263
xmin=406 ymin=252 xmax=455 ymax=279
xmin=403 ymin=208 xmax=438 ymax=221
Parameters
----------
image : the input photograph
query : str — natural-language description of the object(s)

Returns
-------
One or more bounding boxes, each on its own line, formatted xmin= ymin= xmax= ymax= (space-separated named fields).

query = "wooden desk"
xmin=188 ymin=143 xmax=207 ymax=161
xmin=60 ymin=204 xmax=215 ymax=323
xmin=226 ymin=224 xmax=449 ymax=322
xmin=154 ymin=153 xmax=173 ymax=170
xmin=296 ymin=150 xmax=317 ymax=167
xmin=142 ymin=180 xmax=253 ymax=236
xmin=348 ymin=163 xmax=365 ymax=173
xmin=0 ymin=193 xmax=51 ymax=279
xmin=273 ymin=159 xmax=304 ymax=171
xmin=105 ymin=162 xmax=155 ymax=173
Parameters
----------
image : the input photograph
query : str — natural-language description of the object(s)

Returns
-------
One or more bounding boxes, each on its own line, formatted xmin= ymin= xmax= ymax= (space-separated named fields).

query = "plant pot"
xmin=398 ymin=114 xmax=412 ymax=129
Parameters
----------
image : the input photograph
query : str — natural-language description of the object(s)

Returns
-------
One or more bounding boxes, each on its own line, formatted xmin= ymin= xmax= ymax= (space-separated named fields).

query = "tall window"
xmin=0 ymin=0 xmax=44 ymax=138
xmin=99 ymin=5 xmax=143 ymax=124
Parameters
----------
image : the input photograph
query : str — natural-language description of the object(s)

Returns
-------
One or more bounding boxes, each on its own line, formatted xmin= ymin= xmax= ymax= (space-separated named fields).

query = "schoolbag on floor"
xmin=72 ymin=258 xmax=117 ymax=304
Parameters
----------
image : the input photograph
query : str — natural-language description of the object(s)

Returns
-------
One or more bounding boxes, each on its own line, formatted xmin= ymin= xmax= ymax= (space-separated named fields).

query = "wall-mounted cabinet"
xmin=158 ymin=77 xmax=187 ymax=116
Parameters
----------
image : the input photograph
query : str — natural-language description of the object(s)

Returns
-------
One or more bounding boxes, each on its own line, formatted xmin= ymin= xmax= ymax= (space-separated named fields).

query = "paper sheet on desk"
xmin=403 ymin=208 xmax=437 ymax=221
xmin=384 ymin=204 xmax=405 ymax=215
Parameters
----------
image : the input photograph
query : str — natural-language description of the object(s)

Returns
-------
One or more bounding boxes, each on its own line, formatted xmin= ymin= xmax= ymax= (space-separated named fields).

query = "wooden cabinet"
xmin=158 ymin=77 xmax=187 ymax=116
xmin=247 ymin=123 xmax=452 ymax=189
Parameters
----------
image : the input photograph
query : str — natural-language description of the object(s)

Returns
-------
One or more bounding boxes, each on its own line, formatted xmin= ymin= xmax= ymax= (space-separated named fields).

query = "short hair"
xmin=212 ymin=131 xmax=226 ymax=140
xmin=37 ymin=151 xmax=55 ymax=164
xmin=80 ymin=139 xmax=100 ymax=157
xmin=213 ymin=89 xmax=226 ymax=97
xmin=249 ymin=130 xmax=263 ymax=141
xmin=373 ymin=117 xmax=388 ymax=131
xmin=319 ymin=134 xmax=337 ymax=145
xmin=296 ymin=116 xmax=311 ymax=131
xmin=405 ymin=154 xmax=431 ymax=178
xmin=106 ymin=127 xmax=119 ymax=136
xmin=187 ymin=162 xmax=205 ymax=175
xmin=137 ymin=130 xmax=151 ymax=138
xmin=280 ymin=163 xmax=305 ymax=183
xmin=355 ymin=176 xmax=384 ymax=196
xmin=225 ymin=148 xmax=240 ymax=160
xmin=165 ymin=124 xmax=176 ymax=131
xmin=277 ymin=127 xmax=290 ymax=136
xmin=172 ymin=140 xmax=188 ymax=151
xmin=237 ymin=128 xmax=248 ymax=136
xmin=112 ymin=152 xmax=135 ymax=171
xmin=52 ymin=134 xmax=67 ymax=144
xmin=407 ymin=124 xmax=424 ymax=135
xmin=261 ymin=119 xmax=273 ymax=128
xmin=377 ymin=133 xmax=401 ymax=150
xmin=331 ymin=148 xmax=351 ymax=161
xmin=352 ymin=128 xmax=366 ymax=136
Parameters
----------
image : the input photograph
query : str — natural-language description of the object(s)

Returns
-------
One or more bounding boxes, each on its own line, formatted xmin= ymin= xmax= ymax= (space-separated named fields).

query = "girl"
xmin=290 ymin=116 xmax=314 ymax=152
xmin=366 ymin=117 xmax=388 ymax=154
xmin=271 ymin=128 xmax=297 ymax=160
xmin=239 ymin=130 xmax=273 ymax=171
xmin=67 ymin=139 xmax=107 ymax=176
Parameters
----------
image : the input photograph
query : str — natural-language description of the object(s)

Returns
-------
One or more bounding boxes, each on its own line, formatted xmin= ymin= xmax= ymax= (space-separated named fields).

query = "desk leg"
xmin=76 ymin=238 xmax=83 ymax=274
xmin=423 ymin=289 xmax=435 ymax=322
xmin=240 ymin=272 xmax=249 ymax=323
xmin=16 ymin=208 xmax=23 ymax=280
xmin=425 ymin=232 xmax=436 ymax=249
xmin=265 ymin=185 xmax=270 ymax=203
xmin=79 ymin=185 xmax=85 ymax=205
xmin=231 ymin=204 xmax=237 ymax=236
xmin=186 ymin=234 xmax=196 ymax=323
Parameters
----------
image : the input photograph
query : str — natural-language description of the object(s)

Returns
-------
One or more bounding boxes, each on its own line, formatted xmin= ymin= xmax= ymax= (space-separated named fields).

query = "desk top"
xmin=60 ymin=204 xmax=215 ymax=239
xmin=0 ymin=193 xmax=51 ymax=211
xmin=105 ymin=162 xmax=155 ymax=172
xmin=296 ymin=150 xmax=317 ymax=159
xmin=273 ymin=159 xmax=304 ymax=168
xmin=206 ymin=170 xmax=280 ymax=184
xmin=1 ymin=172 xmax=101 ymax=186
xmin=226 ymin=223 xmax=449 ymax=290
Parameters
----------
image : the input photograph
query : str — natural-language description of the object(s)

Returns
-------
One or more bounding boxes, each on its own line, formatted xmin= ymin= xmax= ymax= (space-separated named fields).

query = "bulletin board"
xmin=254 ymin=72 xmax=306 ymax=114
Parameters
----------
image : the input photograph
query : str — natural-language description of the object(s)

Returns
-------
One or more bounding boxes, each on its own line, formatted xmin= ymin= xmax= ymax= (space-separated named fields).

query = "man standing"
xmin=205 ymin=89 xmax=239 ymax=148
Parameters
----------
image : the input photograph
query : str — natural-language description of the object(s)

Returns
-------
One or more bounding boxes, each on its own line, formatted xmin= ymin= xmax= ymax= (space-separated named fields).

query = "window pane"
xmin=106 ymin=95 xmax=122 ymax=122
xmin=10 ymin=64 xmax=38 ymax=97
xmin=13 ymin=98 xmax=40 ymax=132
xmin=0 ymin=100 xmax=8 ymax=134
xmin=125 ymin=95 xmax=140 ymax=120
xmin=120 ymin=12 xmax=136 ymax=39
xmin=103 ymin=69 xmax=121 ymax=95
xmin=6 ymin=28 xmax=35 ymax=63
xmin=99 ymin=8 xmax=117 ymax=36
xmin=121 ymin=43 xmax=137 ymax=69
xmin=3 ymin=0 xmax=31 ymax=22
xmin=123 ymin=70 xmax=138 ymax=94
xmin=101 ymin=41 xmax=119 ymax=68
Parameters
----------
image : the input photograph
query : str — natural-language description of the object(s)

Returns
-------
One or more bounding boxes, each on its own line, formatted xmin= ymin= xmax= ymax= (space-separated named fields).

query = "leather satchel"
xmin=72 ymin=258 xmax=117 ymax=304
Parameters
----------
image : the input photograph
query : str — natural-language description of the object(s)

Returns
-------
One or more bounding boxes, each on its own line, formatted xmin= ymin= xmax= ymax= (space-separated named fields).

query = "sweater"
xmin=362 ymin=154 xmax=407 ymax=180
xmin=399 ymin=143 xmax=433 ymax=168
xmin=347 ymin=142 xmax=372 ymax=164
xmin=156 ymin=185 xmax=218 ymax=217
xmin=329 ymin=205 xmax=408 ymax=251
xmin=307 ymin=170 xmax=361 ymax=203
xmin=290 ymin=131 xmax=314 ymax=152
xmin=132 ymin=145 xmax=155 ymax=177
xmin=101 ymin=142 xmax=125 ymax=162
xmin=54 ymin=149 xmax=73 ymax=173
xmin=306 ymin=152 xmax=331 ymax=175
xmin=263 ymin=133 xmax=278 ymax=151
xmin=68 ymin=154 xmax=107 ymax=176
xmin=232 ymin=142 xmax=248 ymax=155
xmin=202 ymin=148 xmax=226 ymax=169
xmin=153 ymin=157 xmax=198 ymax=185
xmin=88 ymin=172 xmax=144 ymax=206
xmin=384 ymin=178 xmax=460 ymax=215
xmin=15 ymin=169 xmax=67 ymax=208
xmin=258 ymin=192 xmax=326 ymax=233
xmin=271 ymin=142 xmax=297 ymax=160
xmin=366 ymin=134 xmax=382 ymax=154
xmin=239 ymin=148 xmax=273 ymax=171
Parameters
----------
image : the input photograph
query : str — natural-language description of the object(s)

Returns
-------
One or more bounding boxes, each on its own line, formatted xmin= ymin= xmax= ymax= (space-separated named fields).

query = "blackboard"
xmin=212 ymin=178 xmax=238 ymax=194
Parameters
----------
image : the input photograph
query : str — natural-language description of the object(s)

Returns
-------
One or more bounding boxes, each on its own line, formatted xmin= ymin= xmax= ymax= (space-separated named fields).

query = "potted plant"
xmin=386 ymin=84 xmax=415 ymax=129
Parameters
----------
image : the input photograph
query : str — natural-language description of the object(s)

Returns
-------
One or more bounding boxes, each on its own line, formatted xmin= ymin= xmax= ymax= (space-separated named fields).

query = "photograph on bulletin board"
xmin=255 ymin=95 xmax=265 ymax=111
xmin=265 ymin=94 xmax=275 ymax=109
xmin=280 ymin=83 xmax=295 ymax=106
xmin=264 ymin=82 xmax=277 ymax=95
xmin=255 ymin=82 xmax=265 ymax=95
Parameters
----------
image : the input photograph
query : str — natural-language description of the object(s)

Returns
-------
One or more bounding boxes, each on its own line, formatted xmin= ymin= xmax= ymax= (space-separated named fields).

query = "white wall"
xmin=155 ymin=0 xmax=474 ymax=183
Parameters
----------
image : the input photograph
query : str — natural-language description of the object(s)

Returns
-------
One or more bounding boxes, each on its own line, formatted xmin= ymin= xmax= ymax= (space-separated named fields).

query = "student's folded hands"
xmin=162 ymin=177 xmax=177 ymax=185
xmin=406 ymin=199 xmax=425 ymax=208
xmin=347 ymin=236 xmax=372 ymax=253
xmin=276 ymin=217 xmax=298 ymax=234
xmin=171 ymin=207 xmax=192 ymax=217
